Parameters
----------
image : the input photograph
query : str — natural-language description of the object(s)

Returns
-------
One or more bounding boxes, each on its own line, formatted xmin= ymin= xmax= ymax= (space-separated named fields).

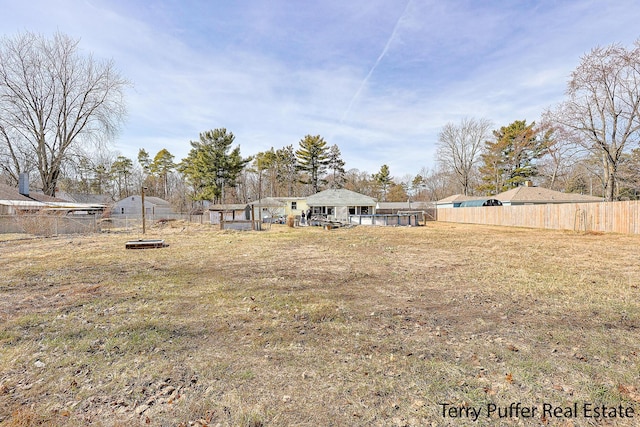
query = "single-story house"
xmin=208 ymin=204 xmax=251 ymax=224
xmin=277 ymin=197 xmax=309 ymax=218
xmin=56 ymin=191 xmax=113 ymax=205
xmin=494 ymin=186 xmax=603 ymax=206
xmin=0 ymin=181 xmax=105 ymax=215
xmin=306 ymin=189 xmax=377 ymax=221
xmin=111 ymin=195 xmax=174 ymax=217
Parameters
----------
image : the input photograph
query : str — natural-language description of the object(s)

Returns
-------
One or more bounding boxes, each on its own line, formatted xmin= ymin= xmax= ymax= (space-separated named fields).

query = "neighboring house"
xmin=306 ymin=189 xmax=377 ymax=221
xmin=111 ymin=195 xmax=174 ymax=217
xmin=0 ymin=183 xmax=47 ymax=214
xmin=0 ymin=181 xmax=105 ymax=215
xmin=56 ymin=191 xmax=113 ymax=205
xmin=278 ymin=197 xmax=309 ymax=218
xmin=436 ymin=194 xmax=484 ymax=209
xmin=494 ymin=186 xmax=603 ymax=206
xmin=208 ymin=204 xmax=251 ymax=224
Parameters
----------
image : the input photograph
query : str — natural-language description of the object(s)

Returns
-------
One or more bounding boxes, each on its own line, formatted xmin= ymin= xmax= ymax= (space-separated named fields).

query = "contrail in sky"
xmin=339 ymin=0 xmax=412 ymax=124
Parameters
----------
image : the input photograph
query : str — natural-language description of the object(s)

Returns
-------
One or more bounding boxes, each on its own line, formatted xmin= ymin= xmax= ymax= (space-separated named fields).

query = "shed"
xmin=111 ymin=195 xmax=174 ymax=217
xmin=209 ymin=204 xmax=251 ymax=224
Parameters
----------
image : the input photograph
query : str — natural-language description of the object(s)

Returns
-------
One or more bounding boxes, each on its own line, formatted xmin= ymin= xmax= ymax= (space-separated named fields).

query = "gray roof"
xmin=56 ymin=191 xmax=112 ymax=204
xmin=252 ymin=197 xmax=286 ymax=207
xmin=495 ymin=186 xmax=603 ymax=203
xmin=114 ymin=195 xmax=171 ymax=206
xmin=306 ymin=189 xmax=377 ymax=207
xmin=208 ymin=204 xmax=249 ymax=211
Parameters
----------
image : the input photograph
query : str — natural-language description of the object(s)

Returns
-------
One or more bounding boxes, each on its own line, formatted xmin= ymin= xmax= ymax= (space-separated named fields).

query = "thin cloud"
xmin=2 ymin=0 xmax=640 ymax=178
xmin=340 ymin=0 xmax=412 ymax=123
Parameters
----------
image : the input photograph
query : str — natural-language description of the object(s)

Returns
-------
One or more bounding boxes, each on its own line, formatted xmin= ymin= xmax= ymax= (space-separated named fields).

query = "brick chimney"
xmin=18 ymin=173 xmax=29 ymax=196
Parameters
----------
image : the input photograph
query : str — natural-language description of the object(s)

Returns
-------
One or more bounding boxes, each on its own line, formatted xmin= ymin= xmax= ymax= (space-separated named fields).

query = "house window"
xmin=291 ymin=201 xmax=297 ymax=210
xmin=349 ymin=207 xmax=356 ymax=215
xmin=361 ymin=207 xmax=369 ymax=215
xmin=121 ymin=208 xmax=125 ymax=214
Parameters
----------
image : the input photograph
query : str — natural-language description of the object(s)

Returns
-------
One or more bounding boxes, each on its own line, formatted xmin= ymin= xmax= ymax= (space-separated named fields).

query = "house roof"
xmin=208 ymin=204 xmax=248 ymax=211
xmin=252 ymin=197 xmax=286 ymax=207
xmin=495 ymin=186 xmax=603 ymax=203
xmin=0 ymin=183 xmax=105 ymax=211
xmin=0 ymin=183 xmax=31 ymax=201
xmin=56 ymin=191 xmax=112 ymax=204
xmin=114 ymin=195 xmax=171 ymax=206
xmin=306 ymin=189 xmax=377 ymax=207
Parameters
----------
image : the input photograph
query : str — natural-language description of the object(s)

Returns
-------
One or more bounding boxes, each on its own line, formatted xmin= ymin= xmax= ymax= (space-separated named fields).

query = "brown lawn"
xmin=0 ymin=221 xmax=639 ymax=426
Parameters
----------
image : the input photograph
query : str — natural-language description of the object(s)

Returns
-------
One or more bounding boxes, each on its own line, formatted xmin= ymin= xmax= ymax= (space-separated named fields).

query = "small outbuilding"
xmin=111 ymin=195 xmax=174 ymax=217
xmin=208 ymin=204 xmax=251 ymax=224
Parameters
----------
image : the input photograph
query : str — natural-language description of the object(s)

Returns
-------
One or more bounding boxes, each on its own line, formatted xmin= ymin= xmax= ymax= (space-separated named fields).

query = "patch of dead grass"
xmin=0 ymin=222 xmax=639 ymax=426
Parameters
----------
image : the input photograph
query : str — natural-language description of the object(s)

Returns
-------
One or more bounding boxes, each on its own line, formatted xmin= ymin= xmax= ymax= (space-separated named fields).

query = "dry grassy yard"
xmin=1 ymin=222 xmax=639 ymax=426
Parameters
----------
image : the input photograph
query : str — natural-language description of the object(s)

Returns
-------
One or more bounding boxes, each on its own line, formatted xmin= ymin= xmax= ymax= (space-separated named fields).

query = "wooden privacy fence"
xmin=436 ymin=201 xmax=640 ymax=234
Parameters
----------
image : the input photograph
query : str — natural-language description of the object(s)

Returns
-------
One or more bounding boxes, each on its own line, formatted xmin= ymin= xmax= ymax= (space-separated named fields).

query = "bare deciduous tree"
xmin=436 ymin=117 xmax=492 ymax=195
xmin=535 ymin=118 xmax=584 ymax=191
xmin=0 ymin=31 xmax=128 ymax=196
xmin=550 ymin=41 xmax=640 ymax=201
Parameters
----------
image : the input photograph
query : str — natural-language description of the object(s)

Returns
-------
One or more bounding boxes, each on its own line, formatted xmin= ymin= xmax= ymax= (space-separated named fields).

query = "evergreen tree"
xmin=275 ymin=145 xmax=299 ymax=196
xmin=253 ymin=148 xmax=277 ymax=200
xmin=150 ymin=148 xmax=175 ymax=199
xmin=295 ymin=135 xmax=330 ymax=194
xmin=373 ymin=164 xmax=393 ymax=201
xmin=110 ymin=155 xmax=133 ymax=199
xmin=327 ymin=144 xmax=346 ymax=189
xmin=137 ymin=149 xmax=151 ymax=174
xmin=479 ymin=120 xmax=548 ymax=194
xmin=178 ymin=128 xmax=251 ymax=203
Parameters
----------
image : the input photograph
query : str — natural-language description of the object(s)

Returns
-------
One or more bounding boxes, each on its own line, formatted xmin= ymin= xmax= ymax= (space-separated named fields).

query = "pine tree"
xmin=327 ymin=144 xmax=346 ymax=189
xmin=295 ymin=135 xmax=330 ymax=194
xmin=373 ymin=164 xmax=393 ymax=201
xmin=150 ymin=149 xmax=175 ymax=199
xmin=479 ymin=120 xmax=548 ymax=194
xmin=178 ymin=128 xmax=251 ymax=203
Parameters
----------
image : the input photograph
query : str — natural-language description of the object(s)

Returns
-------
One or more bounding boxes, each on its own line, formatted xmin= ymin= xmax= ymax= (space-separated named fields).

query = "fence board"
xmin=436 ymin=201 xmax=640 ymax=234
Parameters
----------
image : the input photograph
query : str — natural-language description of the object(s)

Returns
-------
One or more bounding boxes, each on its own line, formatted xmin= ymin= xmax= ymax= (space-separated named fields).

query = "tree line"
xmin=2 ymin=31 xmax=640 ymax=209
xmin=51 ymin=129 xmax=408 ymax=213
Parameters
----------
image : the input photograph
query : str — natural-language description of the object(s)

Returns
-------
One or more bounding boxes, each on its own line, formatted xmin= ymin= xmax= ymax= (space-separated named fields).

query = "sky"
xmin=3 ymin=0 xmax=640 ymax=179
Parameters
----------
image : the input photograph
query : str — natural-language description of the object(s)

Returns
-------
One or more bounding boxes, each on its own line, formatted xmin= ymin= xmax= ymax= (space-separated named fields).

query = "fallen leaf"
xmin=618 ymin=385 xmax=640 ymax=402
